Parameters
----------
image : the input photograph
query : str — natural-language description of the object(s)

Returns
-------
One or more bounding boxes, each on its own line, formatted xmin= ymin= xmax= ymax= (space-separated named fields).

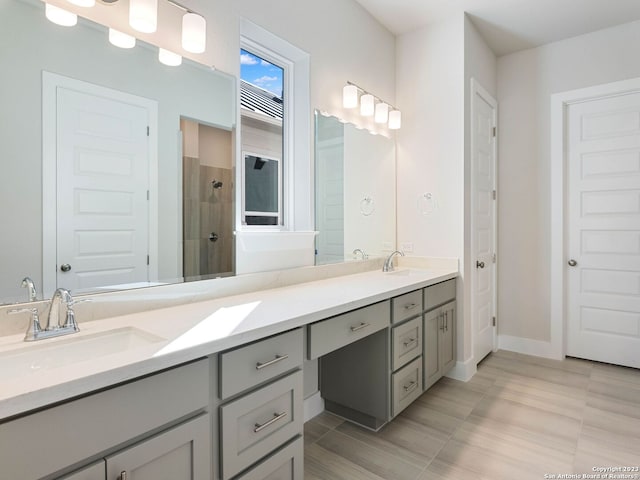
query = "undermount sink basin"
xmin=386 ymin=268 xmax=429 ymax=277
xmin=0 ymin=327 xmax=165 ymax=381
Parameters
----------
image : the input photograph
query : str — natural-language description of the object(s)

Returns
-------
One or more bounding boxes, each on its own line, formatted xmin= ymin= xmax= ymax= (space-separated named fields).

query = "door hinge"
xmin=146 ymin=126 xmax=150 ymax=136
xmin=147 ymin=255 xmax=150 ymax=265
xmin=492 ymin=316 xmax=496 ymax=327
xmin=147 ymin=190 xmax=149 ymax=201
xmin=492 ymin=253 xmax=497 ymax=263
xmin=492 ymin=190 xmax=497 ymax=200
xmin=492 ymin=126 xmax=497 ymax=137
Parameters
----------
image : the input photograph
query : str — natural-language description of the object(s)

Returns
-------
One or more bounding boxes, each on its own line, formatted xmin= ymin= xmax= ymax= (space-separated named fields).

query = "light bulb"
xmin=375 ymin=102 xmax=389 ymax=124
xmin=360 ymin=94 xmax=374 ymax=116
xmin=388 ymin=110 xmax=402 ymax=130
xmin=129 ymin=0 xmax=158 ymax=33
xmin=182 ymin=13 xmax=206 ymax=54
xmin=159 ymin=48 xmax=182 ymax=66
xmin=343 ymin=85 xmax=358 ymax=109
xmin=109 ymin=28 xmax=136 ymax=49
xmin=45 ymin=4 xmax=77 ymax=26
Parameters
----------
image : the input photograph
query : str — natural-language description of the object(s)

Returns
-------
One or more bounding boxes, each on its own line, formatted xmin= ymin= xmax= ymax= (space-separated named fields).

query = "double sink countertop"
xmin=0 ymin=266 xmax=457 ymax=420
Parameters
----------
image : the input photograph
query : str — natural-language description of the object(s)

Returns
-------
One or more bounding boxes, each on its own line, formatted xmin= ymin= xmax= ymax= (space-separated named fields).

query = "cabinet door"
xmin=105 ymin=414 xmax=210 ymax=480
xmin=57 ymin=461 xmax=105 ymax=480
xmin=423 ymin=309 xmax=442 ymax=390
xmin=441 ymin=301 xmax=456 ymax=374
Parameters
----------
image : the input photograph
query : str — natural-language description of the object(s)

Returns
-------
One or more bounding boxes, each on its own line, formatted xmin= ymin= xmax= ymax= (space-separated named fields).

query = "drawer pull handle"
xmin=403 ymin=338 xmax=417 ymax=348
xmin=119 ymin=472 xmax=128 ymax=480
xmin=403 ymin=381 xmax=418 ymax=393
xmin=256 ymin=354 xmax=289 ymax=370
xmin=254 ymin=411 xmax=287 ymax=433
xmin=350 ymin=322 xmax=370 ymax=332
xmin=404 ymin=303 xmax=418 ymax=310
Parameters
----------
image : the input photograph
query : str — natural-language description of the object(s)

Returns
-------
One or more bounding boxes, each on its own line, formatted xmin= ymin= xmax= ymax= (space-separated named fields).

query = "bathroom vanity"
xmin=0 ymin=267 xmax=457 ymax=480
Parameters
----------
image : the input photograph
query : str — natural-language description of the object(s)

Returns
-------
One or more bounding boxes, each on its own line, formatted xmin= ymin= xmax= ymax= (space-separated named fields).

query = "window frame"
xmin=241 ymin=151 xmax=282 ymax=225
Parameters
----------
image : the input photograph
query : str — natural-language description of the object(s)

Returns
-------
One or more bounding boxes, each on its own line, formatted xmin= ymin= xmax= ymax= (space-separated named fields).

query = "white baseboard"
xmin=445 ymin=357 xmax=477 ymax=382
xmin=303 ymin=391 xmax=324 ymax=422
xmin=498 ymin=335 xmax=562 ymax=360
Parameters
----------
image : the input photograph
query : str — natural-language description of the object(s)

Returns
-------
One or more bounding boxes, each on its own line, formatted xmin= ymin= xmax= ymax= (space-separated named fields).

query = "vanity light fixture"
xmin=375 ymin=102 xmax=389 ymax=124
xmin=343 ymin=81 xmax=402 ymax=130
xmin=360 ymin=94 xmax=374 ymax=117
xmin=343 ymin=84 xmax=358 ymax=108
xmin=109 ymin=28 xmax=136 ymax=49
xmin=182 ymin=12 xmax=206 ymax=53
xmin=388 ymin=110 xmax=402 ymax=130
xmin=129 ymin=0 xmax=158 ymax=33
xmin=67 ymin=0 xmax=95 ymax=7
xmin=158 ymin=47 xmax=182 ymax=66
xmin=45 ymin=3 xmax=77 ymax=26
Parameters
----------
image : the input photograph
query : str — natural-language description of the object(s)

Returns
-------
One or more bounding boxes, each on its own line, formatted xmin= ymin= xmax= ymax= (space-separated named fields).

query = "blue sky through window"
xmin=240 ymin=49 xmax=284 ymax=99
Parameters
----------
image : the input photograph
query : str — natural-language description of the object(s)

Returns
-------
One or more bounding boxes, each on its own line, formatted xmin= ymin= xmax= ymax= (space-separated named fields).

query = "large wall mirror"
xmin=0 ymin=0 xmax=236 ymax=304
xmin=315 ymin=112 xmax=396 ymax=264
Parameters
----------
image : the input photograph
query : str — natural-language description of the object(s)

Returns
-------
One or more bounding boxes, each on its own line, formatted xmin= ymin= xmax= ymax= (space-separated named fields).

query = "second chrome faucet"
xmin=382 ymin=250 xmax=405 ymax=272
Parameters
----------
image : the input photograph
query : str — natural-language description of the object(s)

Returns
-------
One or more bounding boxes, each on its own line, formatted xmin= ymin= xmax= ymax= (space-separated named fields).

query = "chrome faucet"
xmin=9 ymin=287 xmax=83 ymax=341
xmin=21 ymin=277 xmax=38 ymax=302
xmin=352 ymin=248 xmax=368 ymax=260
xmin=382 ymin=250 xmax=405 ymax=272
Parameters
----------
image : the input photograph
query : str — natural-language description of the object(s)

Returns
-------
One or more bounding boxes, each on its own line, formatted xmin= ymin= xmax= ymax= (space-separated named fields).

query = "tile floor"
xmin=304 ymin=350 xmax=640 ymax=480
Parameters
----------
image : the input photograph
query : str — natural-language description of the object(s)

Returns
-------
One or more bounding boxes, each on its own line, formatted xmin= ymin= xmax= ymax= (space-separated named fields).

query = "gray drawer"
xmin=424 ymin=279 xmax=456 ymax=311
xmin=308 ymin=300 xmax=390 ymax=359
xmin=392 ymin=317 xmax=422 ymax=371
xmin=392 ymin=357 xmax=423 ymax=417
xmin=392 ymin=289 xmax=422 ymax=324
xmin=220 ymin=371 xmax=303 ymax=480
xmin=235 ymin=437 xmax=303 ymax=480
xmin=220 ymin=328 xmax=303 ymax=399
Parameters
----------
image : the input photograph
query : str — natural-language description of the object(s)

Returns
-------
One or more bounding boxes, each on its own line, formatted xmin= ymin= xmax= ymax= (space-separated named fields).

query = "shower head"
xmin=212 ymin=180 xmax=223 ymax=189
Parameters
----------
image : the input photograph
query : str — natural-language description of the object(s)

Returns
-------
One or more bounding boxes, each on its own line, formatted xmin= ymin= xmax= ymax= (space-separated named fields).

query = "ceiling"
xmin=354 ymin=0 xmax=640 ymax=56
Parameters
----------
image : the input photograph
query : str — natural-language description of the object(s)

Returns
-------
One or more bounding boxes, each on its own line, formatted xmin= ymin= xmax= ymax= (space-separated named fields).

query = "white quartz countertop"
xmin=0 ymin=267 xmax=457 ymax=420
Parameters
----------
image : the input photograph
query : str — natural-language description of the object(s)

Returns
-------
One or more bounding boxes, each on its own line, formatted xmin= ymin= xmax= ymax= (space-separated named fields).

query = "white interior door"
xmin=471 ymin=80 xmax=497 ymax=364
xmin=567 ymin=92 xmax=640 ymax=368
xmin=56 ymin=87 xmax=150 ymax=293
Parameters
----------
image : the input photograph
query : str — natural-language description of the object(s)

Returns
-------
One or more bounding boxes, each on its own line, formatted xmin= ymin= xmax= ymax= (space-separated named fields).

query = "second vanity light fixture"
xmin=343 ymin=81 xmax=402 ymax=130
xmin=44 ymin=0 xmax=206 ymax=67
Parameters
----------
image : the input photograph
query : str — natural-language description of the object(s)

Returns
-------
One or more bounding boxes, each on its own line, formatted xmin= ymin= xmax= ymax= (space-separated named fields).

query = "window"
xmin=239 ymin=48 xmax=285 ymax=226
xmin=238 ymin=19 xmax=311 ymax=231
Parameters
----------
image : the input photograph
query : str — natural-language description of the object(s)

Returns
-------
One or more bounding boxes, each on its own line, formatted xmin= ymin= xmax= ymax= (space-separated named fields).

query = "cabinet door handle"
xmin=403 ymin=338 xmax=417 ymax=348
xmin=254 ymin=411 xmax=287 ymax=433
xmin=256 ymin=354 xmax=289 ymax=370
xmin=404 ymin=303 xmax=418 ymax=310
xmin=439 ymin=313 xmax=445 ymax=331
xmin=403 ymin=381 xmax=418 ymax=393
xmin=119 ymin=472 xmax=127 ymax=480
xmin=350 ymin=322 xmax=370 ymax=332
xmin=444 ymin=311 xmax=448 ymax=332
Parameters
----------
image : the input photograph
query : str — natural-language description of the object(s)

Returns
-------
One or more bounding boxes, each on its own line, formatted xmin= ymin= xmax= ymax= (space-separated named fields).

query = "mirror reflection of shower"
xmin=212 ymin=179 xmax=223 ymax=189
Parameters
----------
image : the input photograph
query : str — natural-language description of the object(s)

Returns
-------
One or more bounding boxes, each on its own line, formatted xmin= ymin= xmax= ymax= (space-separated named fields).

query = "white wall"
xmin=396 ymin=16 xmax=467 ymax=363
xmin=497 ymin=19 xmax=640 ymax=343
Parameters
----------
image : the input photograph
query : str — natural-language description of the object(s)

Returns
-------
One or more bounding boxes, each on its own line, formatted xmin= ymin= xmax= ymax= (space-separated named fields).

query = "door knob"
xmin=568 ymin=259 xmax=577 ymax=267
xmin=476 ymin=261 xmax=485 ymax=269
xmin=60 ymin=264 xmax=72 ymax=272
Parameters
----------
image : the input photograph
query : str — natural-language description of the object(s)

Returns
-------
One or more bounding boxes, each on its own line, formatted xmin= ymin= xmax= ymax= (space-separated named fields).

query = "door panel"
xmin=472 ymin=83 xmax=497 ymax=364
xmin=56 ymin=87 xmax=150 ymax=293
xmin=423 ymin=309 xmax=441 ymax=389
xmin=567 ymin=92 xmax=640 ymax=368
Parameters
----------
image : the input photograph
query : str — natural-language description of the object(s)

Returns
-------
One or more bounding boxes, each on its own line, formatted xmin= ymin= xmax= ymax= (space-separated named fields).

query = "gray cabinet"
xmin=58 ymin=462 xmax=104 ymax=480
xmin=423 ymin=283 xmax=457 ymax=390
xmin=106 ymin=414 xmax=210 ymax=480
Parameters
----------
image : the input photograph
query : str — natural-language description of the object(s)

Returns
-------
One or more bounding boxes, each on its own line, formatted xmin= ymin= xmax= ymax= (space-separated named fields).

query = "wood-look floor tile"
xmin=335 ymin=416 xmax=448 ymax=469
xmin=417 ymin=458 xmax=494 ymax=480
xmin=452 ymin=415 xmax=575 ymax=473
xmin=581 ymin=405 xmax=640 ymax=449
xmin=469 ymin=396 xmax=581 ymax=453
xmin=304 ymin=443 xmax=388 ymax=480
xmin=310 ymin=411 xmax=344 ymax=430
xmin=431 ymin=438 xmax=543 ymax=480
xmin=415 ymin=379 xmax=486 ymax=420
xmin=496 ymin=350 xmax=594 ymax=376
xmin=304 ymin=418 xmax=331 ymax=446
xmin=400 ymin=399 xmax=464 ymax=436
xmin=316 ymin=430 xmax=423 ymax=480
xmin=591 ymin=363 xmax=640 ymax=387
xmin=573 ymin=433 xmax=640 ymax=474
